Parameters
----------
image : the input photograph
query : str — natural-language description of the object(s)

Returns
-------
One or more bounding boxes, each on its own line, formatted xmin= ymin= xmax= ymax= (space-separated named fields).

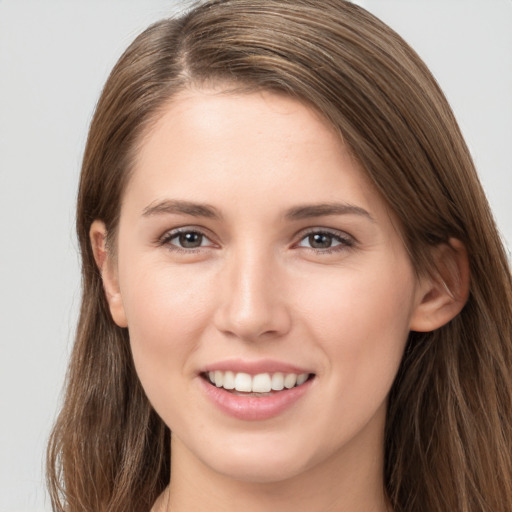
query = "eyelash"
xmin=295 ymin=228 xmax=355 ymax=254
xmin=158 ymin=227 xmax=355 ymax=254
xmin=158 ymin=227 xmax=214 ymax=253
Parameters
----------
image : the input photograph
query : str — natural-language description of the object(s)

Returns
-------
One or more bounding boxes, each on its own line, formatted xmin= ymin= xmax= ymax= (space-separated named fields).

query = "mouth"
xmin=201 ymin=370 xmax=315 ymax=397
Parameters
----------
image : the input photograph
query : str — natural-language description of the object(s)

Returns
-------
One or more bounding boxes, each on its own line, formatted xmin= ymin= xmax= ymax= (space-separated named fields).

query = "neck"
xmin=161 ymin=423 xmax=390 ymax=512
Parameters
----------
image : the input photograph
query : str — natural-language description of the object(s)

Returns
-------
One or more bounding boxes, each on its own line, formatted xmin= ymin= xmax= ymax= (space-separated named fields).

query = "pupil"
xmin=179 ymin=232 xmax=202 ymax=248
xmin=309 ymin=233 xmax=332 ymax=248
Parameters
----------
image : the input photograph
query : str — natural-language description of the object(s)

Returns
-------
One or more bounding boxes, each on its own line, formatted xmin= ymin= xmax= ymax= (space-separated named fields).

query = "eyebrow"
xmin=141 ymin=199 xmax=374 ymax=223
xmin=142 ymin=199 xmax=222 ymax=220
xmin=284 ymin=203 xmax=375 ymax=222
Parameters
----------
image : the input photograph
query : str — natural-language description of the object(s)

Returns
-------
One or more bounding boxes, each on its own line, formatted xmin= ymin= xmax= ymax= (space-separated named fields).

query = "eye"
xmin=296 ymin=230 xmax=354 ymax=251
xmin=160 ymin=229 xmax=213 ymax=250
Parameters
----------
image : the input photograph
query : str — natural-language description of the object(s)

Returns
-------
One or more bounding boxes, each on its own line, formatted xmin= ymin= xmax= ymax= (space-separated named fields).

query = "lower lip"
xmin=199 ymin=377 xmax=314 ymax=421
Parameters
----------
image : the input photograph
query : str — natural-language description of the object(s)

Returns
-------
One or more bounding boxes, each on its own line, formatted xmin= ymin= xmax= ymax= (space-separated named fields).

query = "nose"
xmin=213 ymin=246 xmax=292 ymax=342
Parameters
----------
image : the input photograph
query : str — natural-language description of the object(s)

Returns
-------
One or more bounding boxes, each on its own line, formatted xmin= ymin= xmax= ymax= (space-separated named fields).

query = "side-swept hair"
xmin=47 ymin=1 xmax=512 ymax=510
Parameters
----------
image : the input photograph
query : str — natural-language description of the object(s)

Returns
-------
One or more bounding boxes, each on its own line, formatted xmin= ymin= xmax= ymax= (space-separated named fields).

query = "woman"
xmin=47 ymin=1 xmax=512 ymax=511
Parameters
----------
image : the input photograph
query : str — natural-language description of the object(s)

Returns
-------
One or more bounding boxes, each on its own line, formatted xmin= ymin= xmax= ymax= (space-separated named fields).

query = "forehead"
xmin=136 ymin=87 xmax=344 ymax=163
xmin=123 ymin=87 xmax=392 ymax=227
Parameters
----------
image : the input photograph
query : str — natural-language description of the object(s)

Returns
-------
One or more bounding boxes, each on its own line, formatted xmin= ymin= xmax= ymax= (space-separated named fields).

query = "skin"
xmin=91 ymin=88 xmax=468 ymax=512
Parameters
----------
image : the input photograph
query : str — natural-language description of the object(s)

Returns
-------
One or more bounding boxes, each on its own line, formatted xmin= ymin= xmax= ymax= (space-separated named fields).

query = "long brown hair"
xmin=47 ymin=1 xmax=512 ymax=510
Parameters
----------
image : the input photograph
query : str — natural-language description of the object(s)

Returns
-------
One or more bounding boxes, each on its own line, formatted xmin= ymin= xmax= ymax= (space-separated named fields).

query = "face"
xmin=100 ymin=89 xmax=431 ymax=485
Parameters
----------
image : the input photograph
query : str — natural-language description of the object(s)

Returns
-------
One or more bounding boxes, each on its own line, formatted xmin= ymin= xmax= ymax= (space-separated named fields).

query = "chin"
xmin=211 ymin=454 xmax=309 ymax=485
xmin=191 ymin=431 xmax=316 ymax=484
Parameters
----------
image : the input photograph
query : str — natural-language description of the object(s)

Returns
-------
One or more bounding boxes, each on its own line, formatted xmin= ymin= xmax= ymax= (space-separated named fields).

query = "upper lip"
xmin=200 ymin=358 xmax=313 ymax=376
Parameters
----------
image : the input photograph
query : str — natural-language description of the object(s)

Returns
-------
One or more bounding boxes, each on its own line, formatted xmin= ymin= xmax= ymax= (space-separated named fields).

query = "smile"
xmin=199 ymin=367 xmax=315 ymax=421
xmin=206 ymin=371 xmax=310 ymax=394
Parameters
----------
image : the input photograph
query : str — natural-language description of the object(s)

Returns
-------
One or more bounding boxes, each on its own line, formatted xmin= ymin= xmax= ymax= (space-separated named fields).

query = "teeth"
xmin=284 ymin=373 xmax=297 ymax=389
xmin=223 ymin=371 xmax=235 ymax=390
xmin=252 ymin=373 xmax=272 ymax=393
xmin=271 ymin=372 xmax=284 ymax=391
xmin=296 ymin=373 xmax=308 ymax=386
xmin=207 ymin=371 xmax=310 ymax=392
xmin=234 ymin=372 xmax=252 ymax=392
xmin=214 ymin=370 xmax=223 ymax=387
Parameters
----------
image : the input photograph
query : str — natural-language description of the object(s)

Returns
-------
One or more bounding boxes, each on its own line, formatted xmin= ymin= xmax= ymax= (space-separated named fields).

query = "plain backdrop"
xmin=0 ymin=1 xmax=510 ymax=511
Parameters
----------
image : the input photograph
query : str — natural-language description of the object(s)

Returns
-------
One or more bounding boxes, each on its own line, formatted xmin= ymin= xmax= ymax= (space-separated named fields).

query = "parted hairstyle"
xmin=47 ymin=1 xmax=512 ymax=511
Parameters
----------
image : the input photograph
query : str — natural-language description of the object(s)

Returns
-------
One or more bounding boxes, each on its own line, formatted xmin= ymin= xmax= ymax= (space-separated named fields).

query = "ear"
xmin=410 ymin=238 xmax=470 ymax=332
xmin=89 ymin=220 xmax=128 ymax=328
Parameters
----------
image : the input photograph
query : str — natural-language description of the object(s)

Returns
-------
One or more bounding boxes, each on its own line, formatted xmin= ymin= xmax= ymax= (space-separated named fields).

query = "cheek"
xmin=296 ymin=263 xmax=415 ymax=399
xmin=119 ymin=262 xmax=216 ymax=401
xmin=122 ymin=256 xmax=215 ymax=332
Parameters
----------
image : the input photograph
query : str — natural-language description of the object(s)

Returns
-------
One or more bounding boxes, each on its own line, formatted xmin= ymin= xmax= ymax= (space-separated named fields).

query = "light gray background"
xmin=1 ymin=1 xmax=510 ymax=511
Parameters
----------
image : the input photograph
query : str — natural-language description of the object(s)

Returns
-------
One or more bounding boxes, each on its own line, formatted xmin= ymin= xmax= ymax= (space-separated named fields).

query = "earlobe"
xmin=89 ymin=220 xmax=128 ymax=328
xmin=410 ymin=238 xmax=470 ymax=332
